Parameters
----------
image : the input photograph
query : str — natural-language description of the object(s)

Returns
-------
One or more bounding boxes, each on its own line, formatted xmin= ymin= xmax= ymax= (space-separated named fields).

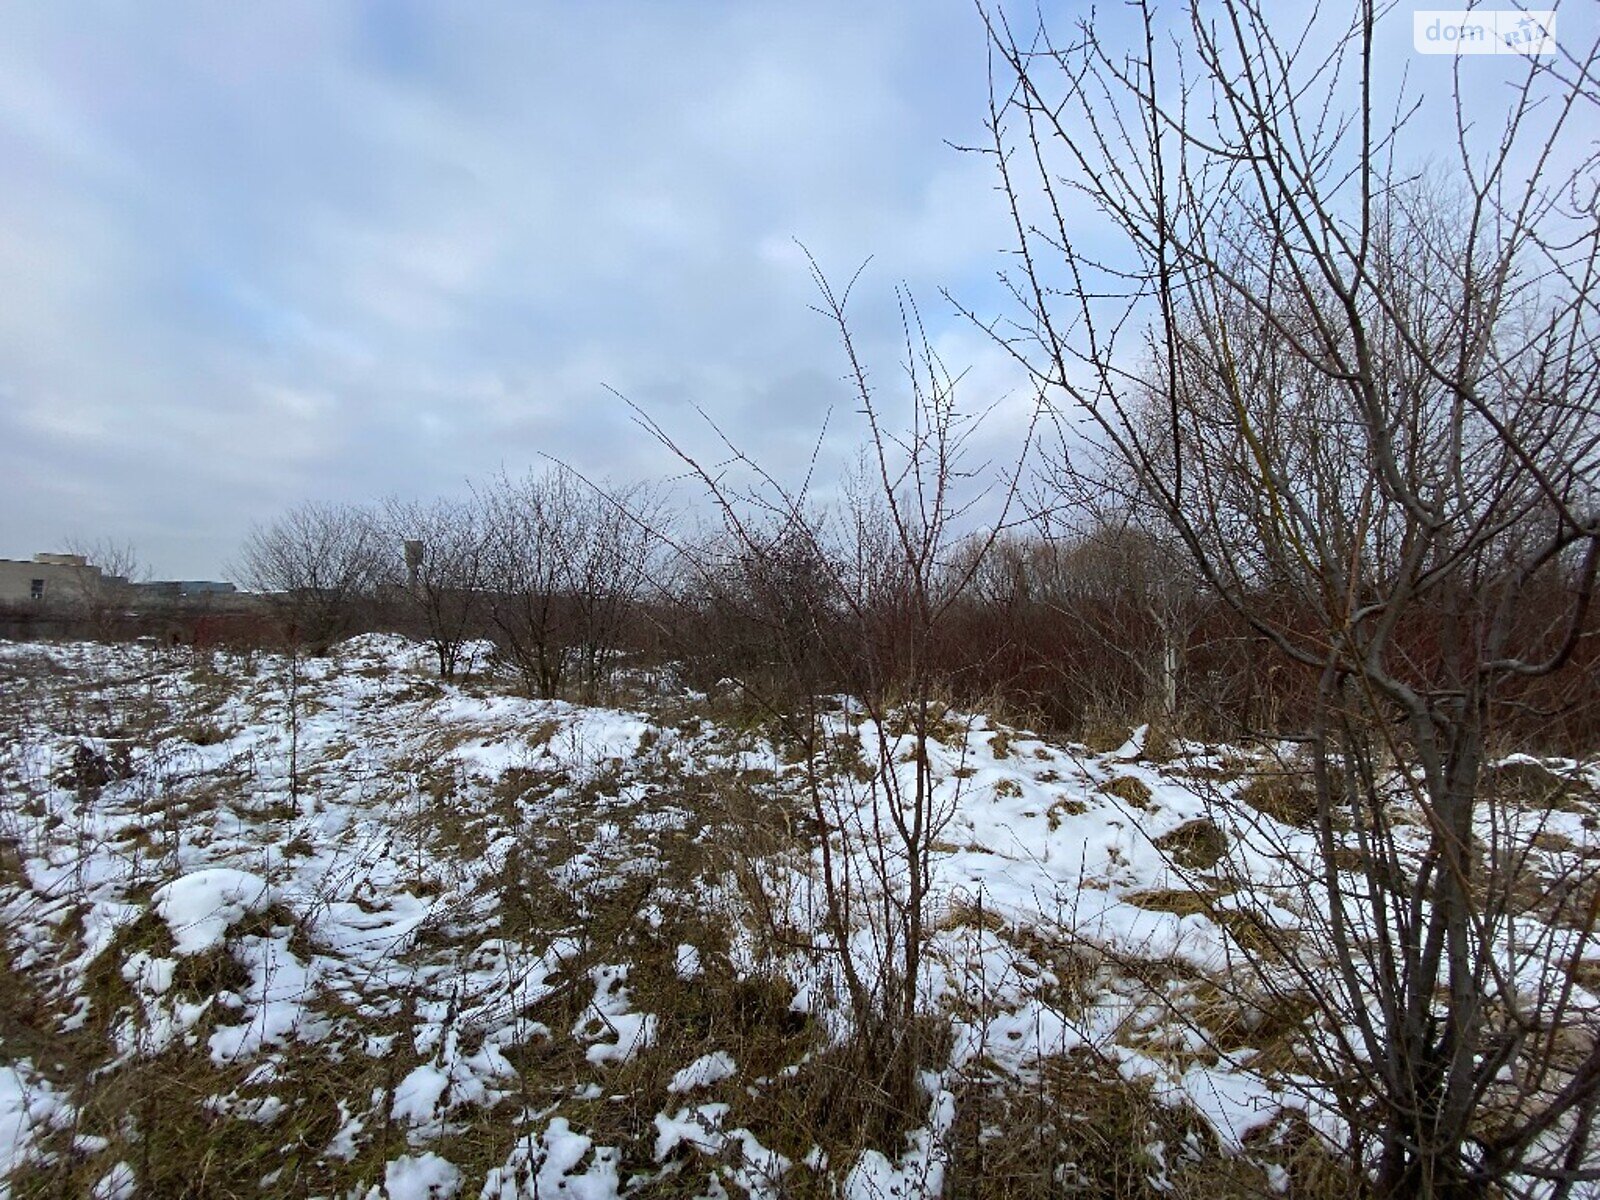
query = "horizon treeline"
xmin=210 ymin=455 xmax=1600 ymax=758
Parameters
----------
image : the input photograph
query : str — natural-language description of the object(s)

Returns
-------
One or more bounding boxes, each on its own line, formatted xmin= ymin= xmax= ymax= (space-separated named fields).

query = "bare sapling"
xmin=631 ymin=254 xmax=1038 ymax=1125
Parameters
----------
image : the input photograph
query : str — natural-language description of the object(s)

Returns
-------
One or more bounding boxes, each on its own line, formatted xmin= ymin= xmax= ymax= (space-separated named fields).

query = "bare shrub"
xmin=381 ymin=496 xmax=488 ymax=680
xmin=635 ymin=263 xmax=1037 ymax=1124
xmin=478 ymin=468 xmax=663 ymax=701
xmin=53 ymin=539 xmax=148 ymax=640
xmin=234 ymin=502 xmax=388 ymax=653
xmin=980 ymin=1 xmax=1600 ymax=1192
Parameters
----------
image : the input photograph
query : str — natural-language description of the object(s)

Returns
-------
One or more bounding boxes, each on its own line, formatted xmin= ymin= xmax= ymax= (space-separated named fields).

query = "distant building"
xmin=0 ymin=553 xmax=104 ymax=605
xmin=132 ymin=579 xmax=240 ymax=606
xmin=0 ymin=551 xmax=238 ymax=609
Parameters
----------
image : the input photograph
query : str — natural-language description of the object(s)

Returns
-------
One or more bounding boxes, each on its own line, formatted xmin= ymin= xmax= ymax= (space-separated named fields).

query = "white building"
xmin=0 ymin=553 xmax=108 ymax=606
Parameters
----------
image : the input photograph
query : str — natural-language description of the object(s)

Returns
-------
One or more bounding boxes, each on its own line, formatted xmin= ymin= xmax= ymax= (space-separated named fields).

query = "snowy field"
xmin=1 ymin=635 xmax=1597 ymax=1198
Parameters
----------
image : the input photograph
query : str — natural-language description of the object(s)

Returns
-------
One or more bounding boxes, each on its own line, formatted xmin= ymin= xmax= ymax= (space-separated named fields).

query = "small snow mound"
xmin=384 ymin=1151 xmax=460 ymax=1199
xmin=91 ymin=1161 xmax=137 ymax=1200
xmin=1111 ymin=723 xmax=1148 ymax=761
xmin=483 ymin=1118 xmax=621 ymax=1199
xmin=392 ymin=1063 xmax=450 ymax=1124
xmin=577 ymin=965 xmax=658 ymax=1065
xmin=1 ymin=1061 xmax=72 ymax=1183
xmin=668 ymin=1051 xmax=737 ymax=1094
xmin=152 ymin=868 xmax=279 ymax=956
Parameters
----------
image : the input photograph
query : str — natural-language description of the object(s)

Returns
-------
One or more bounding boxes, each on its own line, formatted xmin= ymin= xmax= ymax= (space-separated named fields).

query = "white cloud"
xmin=0 ymin=1 xmax=1020 ymax=576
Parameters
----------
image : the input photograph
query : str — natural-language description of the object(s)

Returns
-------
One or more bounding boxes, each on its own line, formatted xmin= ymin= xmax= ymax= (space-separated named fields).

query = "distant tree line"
xmin=233 ymin=464 xmax=1600 ymax=755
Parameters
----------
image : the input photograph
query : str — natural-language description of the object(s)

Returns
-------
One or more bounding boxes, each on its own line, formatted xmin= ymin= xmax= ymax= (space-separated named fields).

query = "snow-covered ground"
xmin=1 ymin=635 xmax=1596 ymax=1198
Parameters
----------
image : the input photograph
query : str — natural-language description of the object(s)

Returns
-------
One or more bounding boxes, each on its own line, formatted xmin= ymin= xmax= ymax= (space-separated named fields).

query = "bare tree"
xmin=381 ymin=496 xmax=488 ymax=680
xmin=476 ymin=468 xmax=661 ymax=700
xmin=477 ymin=471 xmax=574 ymax=698
xmin=1036 ymin=517 xmax=1202 ymax=728
xmin=676 ymin=512 xmax=844 ymax=701
xmin=235 ymin=502 xmax=387 ymax=653
xmin=62 ymin=538 xmax=147 ymax=639
xmin=561 ymin=477 xmax=667 ymax=702
xmin=979 ymin=1 xmax=1600 ymax=1193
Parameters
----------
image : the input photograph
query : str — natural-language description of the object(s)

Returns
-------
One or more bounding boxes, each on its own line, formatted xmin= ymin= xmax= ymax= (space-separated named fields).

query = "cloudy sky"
xmin=2 ymin=1 xmax=1040 ymax=577
xmin=2 ymin=2 xmax=1591 ymax=578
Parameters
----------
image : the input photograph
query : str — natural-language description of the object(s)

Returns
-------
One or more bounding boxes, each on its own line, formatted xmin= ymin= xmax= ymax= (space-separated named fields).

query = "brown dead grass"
xmin=1237 ymin=771 xmax=1321 ymax=828
xmin=1082 ymin=722 xmax=1133 ymax=755
xmin=1488 ymin=761 xmax=1597 ymax=815
xmin=944 ymin=1048 xmax=1296 ymax=1199
xmin=1153 ymin=818 xmax=1229 ymax=870
xmin=1098 ymin=775 xmax=1154 ymax=810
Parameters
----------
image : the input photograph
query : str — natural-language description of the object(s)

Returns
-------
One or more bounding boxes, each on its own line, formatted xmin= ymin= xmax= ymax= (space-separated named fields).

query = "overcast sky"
xmin=2 ymin=2 xmax=1591 ymax=578
xmin=2 ymin=1 xmax=1038 ymax=577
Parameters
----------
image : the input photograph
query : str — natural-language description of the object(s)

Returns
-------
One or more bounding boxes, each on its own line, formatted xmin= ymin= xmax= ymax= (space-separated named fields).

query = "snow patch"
xmin=668 ymin=1051 xmax=737 ymax=1094
xmin=151 ymin=868 xmax=278 ymax=956
xmin=384 ymin=1151 xmax=461 ymax=1199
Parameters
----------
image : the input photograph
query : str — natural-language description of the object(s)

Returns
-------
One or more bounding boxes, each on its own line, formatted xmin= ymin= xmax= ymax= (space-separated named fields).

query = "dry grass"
xmin=1153 ymin=818 xmax=1229 ymax=870
xmin=1140 ymin=723 xmax=1178 ymax=764
xmin=173 ymin=718 xmax=235 ymax=747
xmin=1124 ymin=887 xmax=1227 ymax=918
xmin=944 ymin=1049 xmax=1301 ymax=1199
xmin=1236 ymin=770 xmax=1321 ymax=828
xmin=1081 ymin=722 xmax=1133 ymax=755
xmin=1098 ymin=775 xmax=1154 ymax=810
xmin=1044 ymin=799 xmax=1089 ymax=831
xmin=1487 ymin=761 xmax=1598 ymax=815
